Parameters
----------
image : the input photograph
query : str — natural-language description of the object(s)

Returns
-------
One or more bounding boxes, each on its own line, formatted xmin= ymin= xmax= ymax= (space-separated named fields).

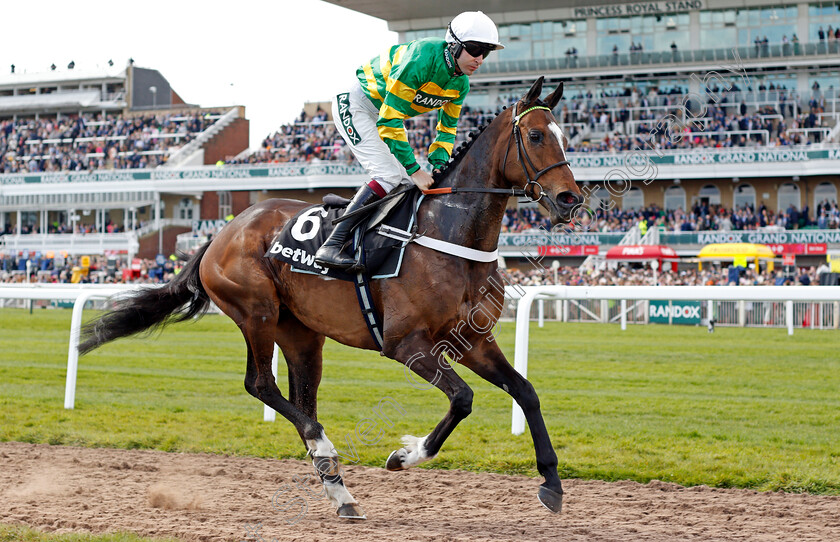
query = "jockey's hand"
xmin=411 ymin=170 xmax=435 ymax=191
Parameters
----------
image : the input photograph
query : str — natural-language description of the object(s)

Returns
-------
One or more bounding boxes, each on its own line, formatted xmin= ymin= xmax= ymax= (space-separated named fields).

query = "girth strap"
xmin=351 ymin=222 xmax=385 ymax=351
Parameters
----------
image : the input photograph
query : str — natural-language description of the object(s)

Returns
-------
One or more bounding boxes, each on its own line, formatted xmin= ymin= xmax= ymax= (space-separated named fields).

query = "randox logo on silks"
xmin=443 ymin=48 xmax=455 ymax=70
xmin=337 ymin=93 xmax=361 ymax=145
xmin=413 ymin=91 xmax=452 ymax=109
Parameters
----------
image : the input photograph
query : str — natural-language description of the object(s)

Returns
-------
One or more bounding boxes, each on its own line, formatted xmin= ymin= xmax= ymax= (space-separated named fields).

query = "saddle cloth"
xmin=265 ymin=189 xmax=423 ymax=282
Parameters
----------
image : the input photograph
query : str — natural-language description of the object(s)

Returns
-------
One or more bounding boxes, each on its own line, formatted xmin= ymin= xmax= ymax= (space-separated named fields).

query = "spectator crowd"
xmin=0 ymin=252 xmax=185 ymax=285
xmin=0 ymin=79 xmax=833 ymax=174
xmin=1 ymin=111 xmax=221 ymax=173
xmin=504 ymin=263 xmax=827 ymax=287
xmin=501 ymin=199 xmax=840 ymax=233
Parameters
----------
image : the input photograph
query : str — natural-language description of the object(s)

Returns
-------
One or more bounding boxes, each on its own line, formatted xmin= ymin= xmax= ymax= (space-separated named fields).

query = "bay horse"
xmin=79 ymin=77 xmax=582 ymax=519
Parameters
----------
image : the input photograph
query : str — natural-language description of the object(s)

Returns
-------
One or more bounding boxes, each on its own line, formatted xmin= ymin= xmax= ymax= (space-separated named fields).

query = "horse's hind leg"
xmin=275 ymin=314 xmax=324 ymax=421
xmin=381 ymin=330 xmax=475 ymax=471
xmin=273 ymin=314 xmax=365 ymax=520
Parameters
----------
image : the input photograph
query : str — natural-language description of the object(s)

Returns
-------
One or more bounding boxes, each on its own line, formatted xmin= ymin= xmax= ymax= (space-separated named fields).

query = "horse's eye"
xmin=528 ymin=130 xmax=543 ymax=143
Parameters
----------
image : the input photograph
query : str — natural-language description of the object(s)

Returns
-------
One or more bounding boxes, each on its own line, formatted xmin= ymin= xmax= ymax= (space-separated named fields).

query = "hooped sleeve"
xmin=428 ymin=91 xmax=466 ymax=168
xmin=376 ymin=43 xmax=425 ymax=175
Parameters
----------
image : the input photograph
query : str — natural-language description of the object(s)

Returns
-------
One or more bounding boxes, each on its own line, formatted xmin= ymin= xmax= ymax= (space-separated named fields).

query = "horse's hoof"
xmin=538 ymin=485 xmax=563 ymax=513
xmin=386 ymin=450 xmax=406 ymax=471
xmin=337 ymin=502 xmax=366 ymax=520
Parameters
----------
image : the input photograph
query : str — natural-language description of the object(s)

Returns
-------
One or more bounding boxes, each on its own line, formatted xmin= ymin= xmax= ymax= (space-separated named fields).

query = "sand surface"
xmin=1 ymin=442 xmax=838 ymax=541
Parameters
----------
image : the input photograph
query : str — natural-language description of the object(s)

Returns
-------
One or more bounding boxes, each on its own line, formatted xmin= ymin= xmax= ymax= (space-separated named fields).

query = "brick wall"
xmin=137 ymin=226 xmax=192 ymax=259
xmin=203 ymin=118 xmax=250 ymax=164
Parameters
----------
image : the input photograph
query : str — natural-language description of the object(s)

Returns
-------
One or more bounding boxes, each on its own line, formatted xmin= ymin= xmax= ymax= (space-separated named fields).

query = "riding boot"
xmin=314 ymin=184 xmax=381 ymax=272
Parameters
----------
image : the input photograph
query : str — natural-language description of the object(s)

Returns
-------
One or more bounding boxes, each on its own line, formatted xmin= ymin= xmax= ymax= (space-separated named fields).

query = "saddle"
xmin=265 ymin=188 xmax=423 ymax=283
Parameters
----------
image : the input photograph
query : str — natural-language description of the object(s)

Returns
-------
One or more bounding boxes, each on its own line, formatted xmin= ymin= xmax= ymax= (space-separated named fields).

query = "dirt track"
xmin=1 ymin=442 xmax=838 ymax=541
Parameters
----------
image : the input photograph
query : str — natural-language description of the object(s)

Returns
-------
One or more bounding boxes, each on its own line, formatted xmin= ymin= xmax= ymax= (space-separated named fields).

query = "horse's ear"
xmin=544 ymin=81 xmax=564 ymax=110
xmin=522 ymin=76 xmax=545 ymax=103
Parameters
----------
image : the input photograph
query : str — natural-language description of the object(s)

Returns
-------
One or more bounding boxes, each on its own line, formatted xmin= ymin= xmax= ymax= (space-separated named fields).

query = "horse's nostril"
xmin=557 ymin=191 xmax=579 ymax=206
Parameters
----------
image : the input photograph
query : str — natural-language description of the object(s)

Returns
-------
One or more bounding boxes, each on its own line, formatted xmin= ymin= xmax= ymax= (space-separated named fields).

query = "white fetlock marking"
xmin=399 ymin=434 xmax=435 ymax=468
xmin=324 ymin=480 xmax=356 ymax=509
xmin=306 ymin=430 xmax=336 ymax=457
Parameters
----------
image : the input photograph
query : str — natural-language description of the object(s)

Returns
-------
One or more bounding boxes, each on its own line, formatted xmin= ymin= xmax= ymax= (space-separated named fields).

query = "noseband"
xmin=501 ymin=103 xmax=571 ymax=204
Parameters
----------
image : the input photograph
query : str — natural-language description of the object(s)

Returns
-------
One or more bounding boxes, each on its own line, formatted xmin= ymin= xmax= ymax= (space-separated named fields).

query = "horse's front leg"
xmin=381 ymin=329 xmax=474 ymax=471
xmin=460 ymin=340 xmax=564 ymax=513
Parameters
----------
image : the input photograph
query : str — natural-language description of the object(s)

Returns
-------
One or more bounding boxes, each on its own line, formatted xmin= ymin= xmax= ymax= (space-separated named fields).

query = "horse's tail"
xmin=78 ymin=242 xmax=213 ymax=355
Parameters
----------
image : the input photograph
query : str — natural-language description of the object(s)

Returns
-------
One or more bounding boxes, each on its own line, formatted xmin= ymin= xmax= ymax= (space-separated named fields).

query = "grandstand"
xmin=1 ymin=0 xmax=839 ymax=281
xmin=0 ymin=60 xmax=250 ymax=259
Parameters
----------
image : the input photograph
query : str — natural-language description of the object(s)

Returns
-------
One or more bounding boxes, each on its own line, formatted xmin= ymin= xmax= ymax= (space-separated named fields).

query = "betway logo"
xmin=268 ymin=241 xmax=329 ymax=275
xmin=649 ymin=304 xmax=701 ymax=319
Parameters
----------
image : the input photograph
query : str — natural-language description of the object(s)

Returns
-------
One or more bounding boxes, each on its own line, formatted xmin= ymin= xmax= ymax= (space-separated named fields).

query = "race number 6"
xmin=291 ymin=207 xmax=328 ymax=242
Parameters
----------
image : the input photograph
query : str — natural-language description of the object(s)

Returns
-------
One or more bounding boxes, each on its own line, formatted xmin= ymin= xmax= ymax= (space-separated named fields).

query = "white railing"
xmin=0 ymin=283 xmax=273 ymax=420
xmin=133 ymin=218 xmax=194 ymax=238
xmin=6 ymin=283 xmax=839 ymax=428
xmin=0 ymin=284 xmax=143 ymax=409
xmin=515 ymin=297 xmax=838 ymax=330
xmin=823 ymin=120 xmax=840 ymax=146
xmin=0 ymin=232 xmax=139 ymax=256
xmin=164 ymin=107 xmax=240 ymax=168
xmin=506 ymin=285 xmax=840 ymax=435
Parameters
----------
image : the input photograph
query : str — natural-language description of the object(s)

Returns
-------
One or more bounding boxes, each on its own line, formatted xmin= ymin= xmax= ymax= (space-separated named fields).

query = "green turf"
xmin=0 ymin=524 xmax=178 ymax=542
xmin=0 ymin=308 xmax=838 ymax=494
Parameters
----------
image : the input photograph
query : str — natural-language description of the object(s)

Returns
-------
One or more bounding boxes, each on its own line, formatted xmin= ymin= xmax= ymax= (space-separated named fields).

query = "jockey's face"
xmin=456 ymin=47 xmax=484 ymax=76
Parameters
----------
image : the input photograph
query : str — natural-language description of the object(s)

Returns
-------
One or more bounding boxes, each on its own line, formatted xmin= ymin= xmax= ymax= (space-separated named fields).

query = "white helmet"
xmin=446 ymin=11 xmax=505 ymax=50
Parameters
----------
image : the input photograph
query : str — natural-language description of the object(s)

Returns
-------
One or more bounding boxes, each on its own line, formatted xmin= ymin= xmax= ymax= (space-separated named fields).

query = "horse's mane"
xmin=432 ymin=106 xmax=506 ymax=182
xmin=433 ymin=99 xmax=551 ymax=183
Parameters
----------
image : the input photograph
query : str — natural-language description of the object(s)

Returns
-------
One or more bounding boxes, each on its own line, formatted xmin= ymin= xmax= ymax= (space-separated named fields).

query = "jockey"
xmin=315 ymin=11 xmax=504 ymax=272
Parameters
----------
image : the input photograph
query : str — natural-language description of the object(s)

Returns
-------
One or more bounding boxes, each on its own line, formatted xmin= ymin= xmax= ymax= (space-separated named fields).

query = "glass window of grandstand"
xmin=622 ymin=187 xmax=644 ymax=210
xmin=21 ymin=211 xmax=37 ymax=233
xmin=777 ymin=183 xmax=801 ymax=211
xmin=664 ymin=185 xmax=686 ymax=211
xmin=700 ymin=6 xmax=797 ymax=53
xmin=696 ymin=184 xmax=721 ymax=206
xmin=809 ymin=2 xmax=840 ymax=52
xmin=588 ymin=186 xmax=612 ymax=211
xmin=218 ymin=191 xmax=232 ymax=220
xmin=178 ymin=198 xmax=194 ymax=220
xmin=733 ymin=184 xmax=756 ymax=210
xmin=494 ymin=20 xmax=588 ymax=64
xmin=596 ymin=14 xmax=688 ymax=56
xmin=653 ymin=78 xmax=688 ymax=96
xmin=809 ymin=71 xmax=839 ymax=99
xmin=403 ymin=28 xmax=442 ymax=42
xmin=751 ymin=73 xmax=797 ymax=102
xmin=814 ymin=182 xmax=838 ymax=209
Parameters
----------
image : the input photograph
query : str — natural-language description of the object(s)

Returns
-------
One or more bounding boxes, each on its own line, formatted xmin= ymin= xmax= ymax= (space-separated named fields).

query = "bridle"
xmin=423 ymin=102 xmax=571 ymax=206
xmin=502 ymin=103 xmax=571 ymax=203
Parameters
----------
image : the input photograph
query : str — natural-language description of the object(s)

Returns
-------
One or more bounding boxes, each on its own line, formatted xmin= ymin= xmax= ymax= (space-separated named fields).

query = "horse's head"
xmin=496 ymin=77 xmax=582 ymax=224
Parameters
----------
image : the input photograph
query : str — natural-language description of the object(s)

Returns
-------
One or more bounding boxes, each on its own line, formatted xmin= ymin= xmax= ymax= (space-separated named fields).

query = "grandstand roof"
xmin=0 ymin=90 xmax=104 ymax=113
xmin=323 ymin=0 xmax=620 ymax=24
xmin=0 ymin=66 xmax=127 ymax=89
